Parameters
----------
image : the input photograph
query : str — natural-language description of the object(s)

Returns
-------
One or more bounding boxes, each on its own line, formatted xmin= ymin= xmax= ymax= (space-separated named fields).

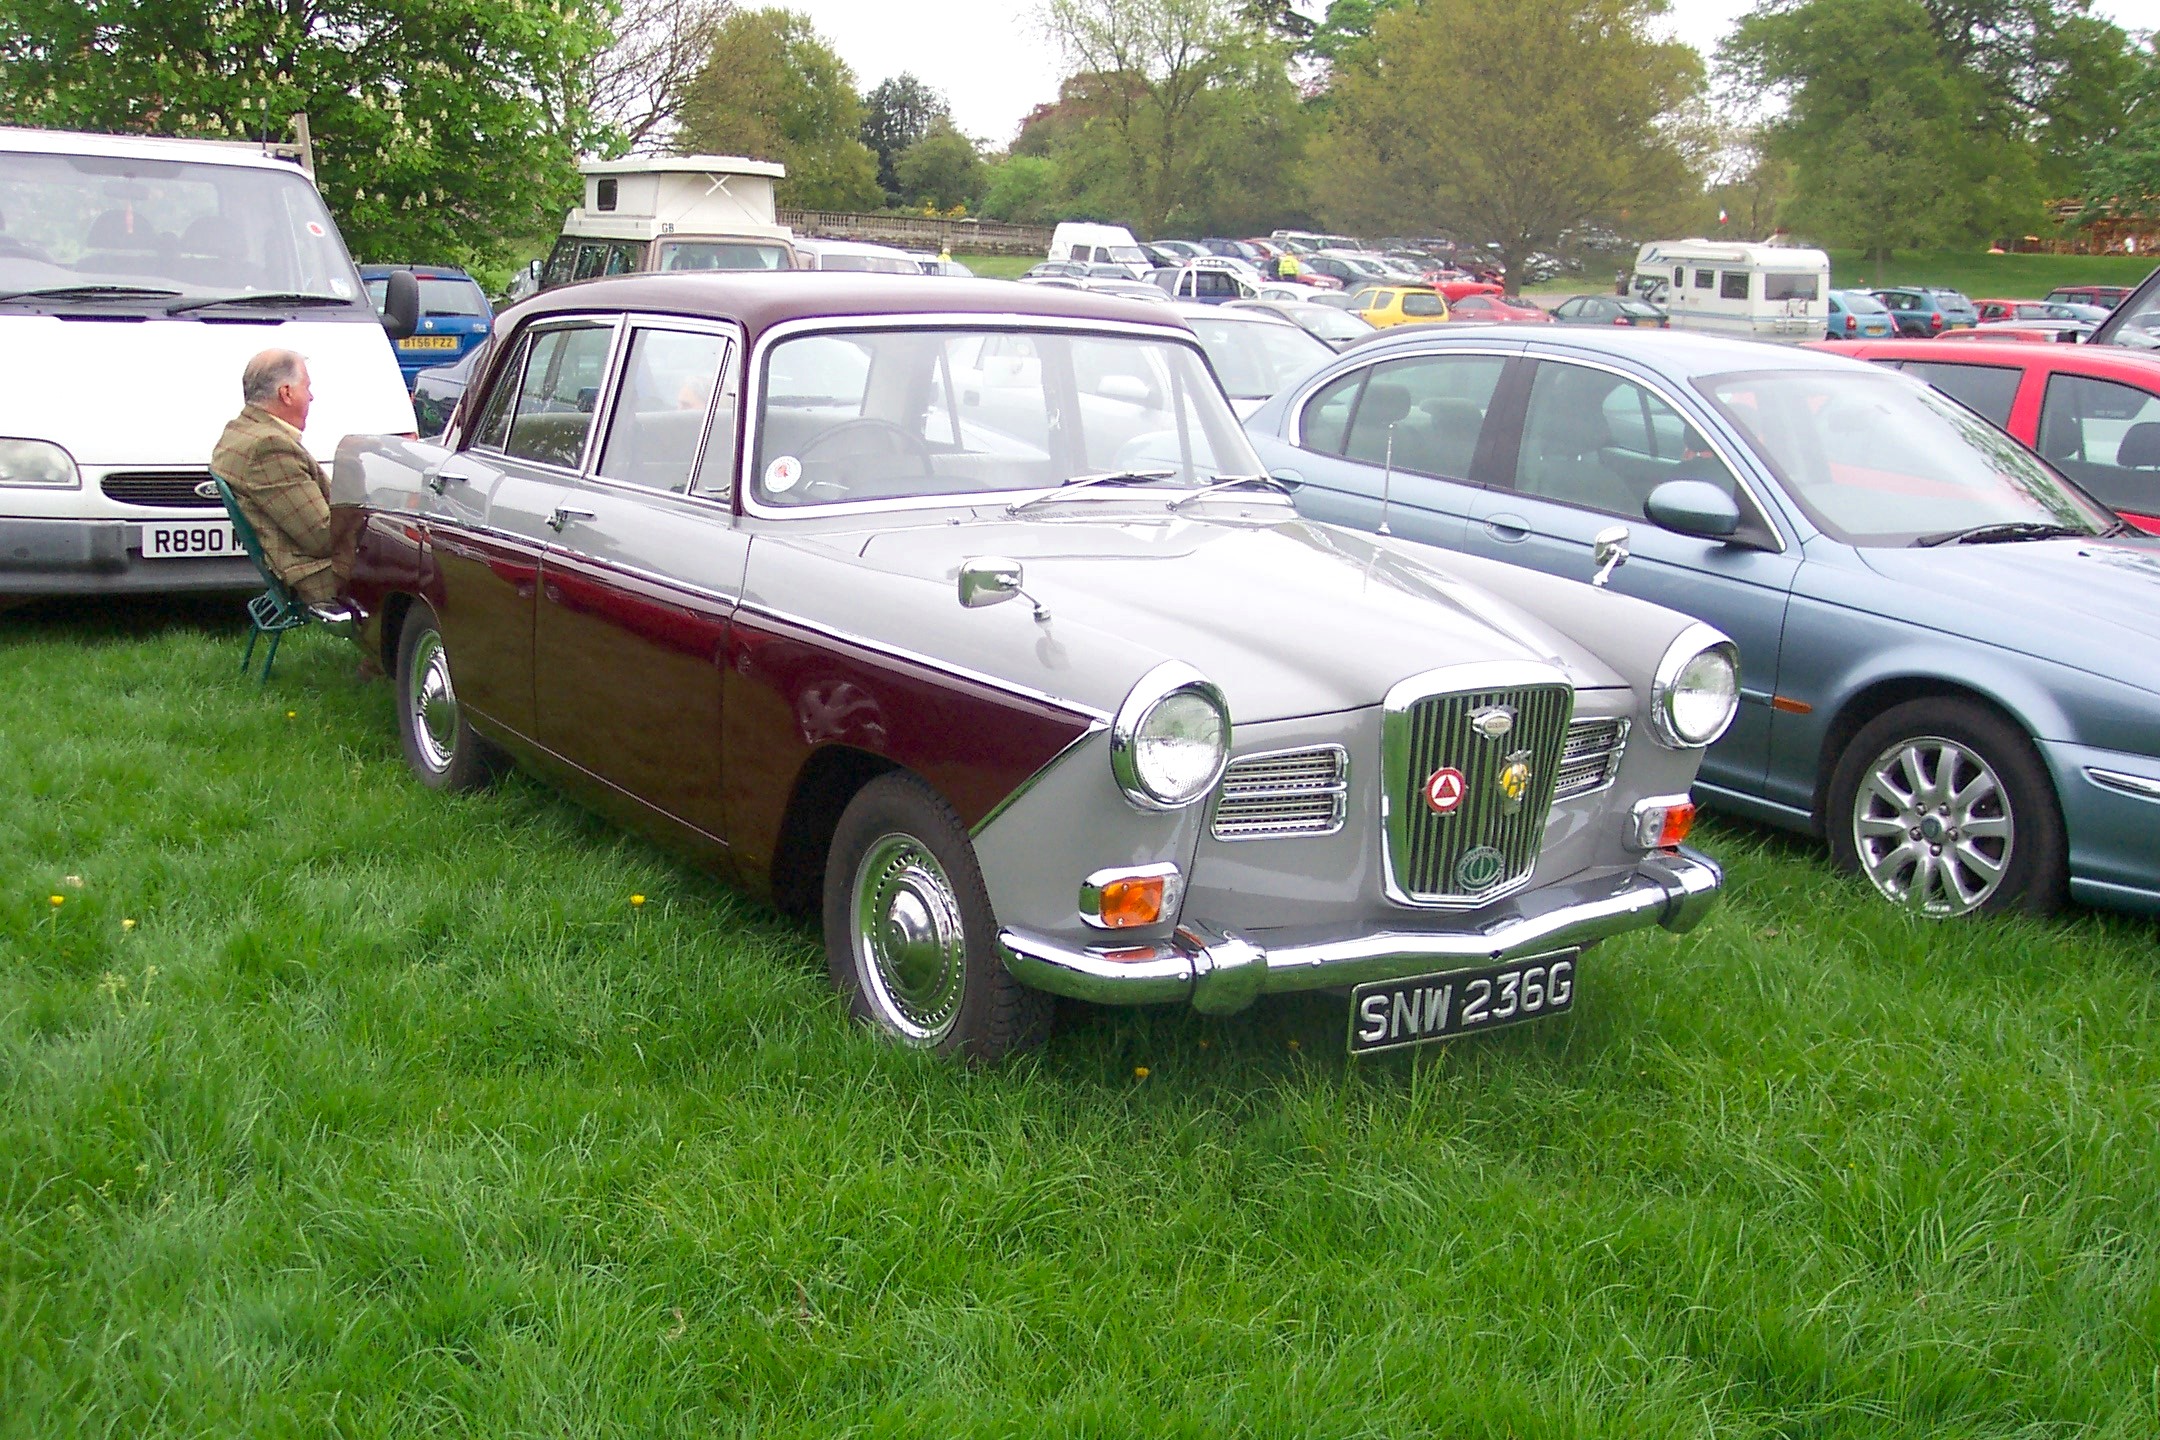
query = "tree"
xmin=2075 ymin=40 xmax=2160 ymax=234
xmin=589 ymin=0 xmax=735 ymax=154
xmin=675 ymin=8 xmax=881 ymax=210
xmin=0 ymin=0 xmax=612 ymax=270
xmin=1309 ymin=0 xmax=1704 ymax=293
xmin=978 ymin=153 xmax=1061 ymax=221
xmin=894 ymin=119 xmax=984 ymax=210
xmin=861 ymin=73 xmax=947 ymax=200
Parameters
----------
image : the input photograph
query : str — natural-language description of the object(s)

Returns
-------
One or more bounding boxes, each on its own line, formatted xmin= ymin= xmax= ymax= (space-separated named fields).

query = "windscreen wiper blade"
xmin=165 ymin=291 xmax=355 ymax=315
xmin=0 ymin=284 xmax=183 ymax=303
xmin=1913 ymin=521 xmax=2090 ymax=547
xmin=1004 ymin=468 xmax=1179 ymax=515
xmin=1166 ymin=473 xmax=1299 ymax=510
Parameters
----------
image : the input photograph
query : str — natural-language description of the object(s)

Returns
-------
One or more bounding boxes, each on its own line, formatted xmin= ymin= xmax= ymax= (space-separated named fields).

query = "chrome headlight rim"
xmin=1110 ymin=660 xmax=1231 ymax=811
xmin=1650 ymin=622 xmax=1740 ymax=749
xmin=0 ymin=437 xmax=81 ymax=489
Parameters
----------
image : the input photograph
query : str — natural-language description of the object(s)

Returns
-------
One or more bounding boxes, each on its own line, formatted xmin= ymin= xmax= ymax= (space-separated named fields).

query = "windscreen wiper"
xmin=0 ymin=284 xmax=182 ymax=303
xmin=1004 ymin=468 xmax=1179 ymax=515
xmin=1913 ymin=521 xmax=2091 ymax=547
xmin=165 ymin=291 xmax=356 ymax=315
xmin=1166 ymin=473 xmax=1299 ymax=510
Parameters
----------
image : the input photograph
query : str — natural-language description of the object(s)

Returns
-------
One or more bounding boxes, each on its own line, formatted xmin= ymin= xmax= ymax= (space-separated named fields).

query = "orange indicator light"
xmin=1095 ymin=875 xmax=1166 ymax=929
xmin=1656 ymin=801 xmax=1696 ymax=849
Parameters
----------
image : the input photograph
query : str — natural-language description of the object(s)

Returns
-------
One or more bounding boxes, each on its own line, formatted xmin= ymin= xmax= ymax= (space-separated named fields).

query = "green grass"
xmin=5 ymin=597 xmax=2159 ymax=1436
xmin=952 ymin=253 xmax=1038 ymax=280
xmin=1826 ymin=249 xmax=2156 ymax=300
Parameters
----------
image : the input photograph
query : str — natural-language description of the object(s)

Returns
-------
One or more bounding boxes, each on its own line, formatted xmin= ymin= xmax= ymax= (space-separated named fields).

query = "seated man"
xmin=211 ymin=349 xmax=352 ymax=620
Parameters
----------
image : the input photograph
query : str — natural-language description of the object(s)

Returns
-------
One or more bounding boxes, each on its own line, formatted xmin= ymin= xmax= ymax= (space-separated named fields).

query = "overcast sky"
xmin=789 ymin=0 xmax=2152 ymax=147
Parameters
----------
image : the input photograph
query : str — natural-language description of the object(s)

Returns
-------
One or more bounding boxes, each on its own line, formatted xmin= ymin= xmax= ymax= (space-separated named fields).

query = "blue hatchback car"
xmin=1245 ymin=327 xmax=2160 ymax=919
xmin=360 ymin=264 xmax=492 ymax=389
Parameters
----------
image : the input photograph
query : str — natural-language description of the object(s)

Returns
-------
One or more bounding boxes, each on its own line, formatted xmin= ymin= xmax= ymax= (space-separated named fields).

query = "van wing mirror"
xmin=380 ymin=268 xmax=419 ymax=341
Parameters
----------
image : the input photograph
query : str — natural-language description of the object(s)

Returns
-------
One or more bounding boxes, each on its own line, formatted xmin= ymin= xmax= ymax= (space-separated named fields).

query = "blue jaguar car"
xmin=1244 ymin=326 xmax=2160 ymax=919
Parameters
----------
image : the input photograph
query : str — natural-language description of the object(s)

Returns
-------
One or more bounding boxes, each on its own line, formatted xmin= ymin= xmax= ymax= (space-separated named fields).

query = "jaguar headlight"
xmin=1650 ymin=624 xmax=1739 ymax=749
xmin=1111 ymin=661 xmax=1230 ymax=810
xmin=0 ymin=438 xmax=79 ymax=488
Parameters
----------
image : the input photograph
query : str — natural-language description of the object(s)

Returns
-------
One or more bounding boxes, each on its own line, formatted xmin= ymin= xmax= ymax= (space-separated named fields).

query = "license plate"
xmin=399 ymin=335 xmax=459 ymax=351
xmin=1347 ymin=950 xmax=1577 ymax=1055
xmin=139 ymin=520 xmax=237 ymax=559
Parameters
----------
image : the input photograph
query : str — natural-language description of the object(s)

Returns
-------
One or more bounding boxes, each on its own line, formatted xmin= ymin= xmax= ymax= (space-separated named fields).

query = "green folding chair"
xmin=211 ymin=475 xmax=313 ymax=685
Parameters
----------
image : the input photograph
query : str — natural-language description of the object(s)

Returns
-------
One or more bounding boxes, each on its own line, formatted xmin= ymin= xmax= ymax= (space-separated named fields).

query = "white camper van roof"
xmin=1637 ymin=238 xmax=1830 ymax=269
xmin=579 ymin=154 xmax=788 ymax=180
xmin=563 ymin=154 xmax=791 ymax=245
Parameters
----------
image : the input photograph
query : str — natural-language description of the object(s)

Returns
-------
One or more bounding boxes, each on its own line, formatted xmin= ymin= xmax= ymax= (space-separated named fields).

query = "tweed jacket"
xmin=211 ymin=405 xmax=333 ymax=594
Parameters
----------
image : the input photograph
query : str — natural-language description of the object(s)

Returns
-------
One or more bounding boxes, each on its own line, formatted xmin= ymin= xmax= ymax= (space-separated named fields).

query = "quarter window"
xmin=2037 ymin=372 xmax=2160 ymax=512
xmin=1897 ymin=362 xmax=2020 ymax=429
xmin=1340 ymin=354 xmax=1504 ymax=477
xmin=1719 ymin=271 xmax=1750 ymax=301
xmin=1516 ymin=362 xmax=1740 ymax=516
xmin=597 ymin=328 xmax=731 ymax=491
xmin=1694 ymin=268 xmax=1714 ymax=289
xmin=502 ymin=323 xmax=616 ymax=470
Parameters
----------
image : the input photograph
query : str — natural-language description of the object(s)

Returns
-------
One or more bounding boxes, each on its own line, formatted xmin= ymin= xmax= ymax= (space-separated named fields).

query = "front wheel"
xmin=822 ymin=773 xmax=1051 ymax=1062
xmin=1827 ymin=699 xmax=2065 ymax=918
xmin=395 ymin=599 xmax=503 ymax=792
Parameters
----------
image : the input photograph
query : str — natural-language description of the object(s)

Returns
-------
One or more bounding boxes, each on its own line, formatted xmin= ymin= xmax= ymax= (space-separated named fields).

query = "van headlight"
xmin=1111 ymin=662 xmax=1230 ymax=810
xmin=1650 ymin=624 xmax=1739 ymax=748
xmin=0 ymin=439 xmax=79 ymax=488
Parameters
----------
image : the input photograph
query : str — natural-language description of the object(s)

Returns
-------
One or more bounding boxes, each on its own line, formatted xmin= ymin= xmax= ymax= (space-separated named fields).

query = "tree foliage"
xmin=1309 ymin=0 xmax=1704 ymax=291
xmin=978 ymin=153 xmax=1060 ymax=222
xmin=0 ymin=0 xmax=611 ymax=269
xmin=860 ymin=73 xmax=947 ymax=200
xmin=2076 ymin=39 xmax=2160 ymax=228
xmin=675 ymin=7 xmax=880 ymax=210
xmin=893 ymin=118 xmax=983 ymax=211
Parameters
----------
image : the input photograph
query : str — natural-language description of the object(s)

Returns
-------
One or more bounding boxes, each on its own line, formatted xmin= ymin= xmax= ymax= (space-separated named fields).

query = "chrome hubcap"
xmin=408 ymin=631 xmax=459 ymax=773
xmin=850 ymin=834 xmax=966 ymax=1044
xmin=1852 ymin=735 xmax=2013 ymax=917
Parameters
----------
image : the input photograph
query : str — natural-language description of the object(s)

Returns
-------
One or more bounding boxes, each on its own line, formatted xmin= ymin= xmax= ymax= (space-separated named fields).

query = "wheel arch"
xmin=768 ymin=743 xmax=901 ymax=920
xmin=1811 ymin=672 xmax=2060 ymax=827
xmin=377 ymin=590 xmax=415 ymax=678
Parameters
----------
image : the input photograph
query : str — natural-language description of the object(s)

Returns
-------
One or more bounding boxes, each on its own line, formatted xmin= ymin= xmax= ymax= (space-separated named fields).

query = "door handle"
xmin=423 ymin=468 xmax=471 ymax=495
xmin=547 ymin=505 xmax=596 ymax=533
xmin=1483 ymin=512 xmax=1530 ymax=542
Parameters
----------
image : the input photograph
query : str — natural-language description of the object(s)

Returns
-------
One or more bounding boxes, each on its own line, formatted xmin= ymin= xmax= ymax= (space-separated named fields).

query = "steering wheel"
xmin=790 ymin=418 xmax=936 ymax=499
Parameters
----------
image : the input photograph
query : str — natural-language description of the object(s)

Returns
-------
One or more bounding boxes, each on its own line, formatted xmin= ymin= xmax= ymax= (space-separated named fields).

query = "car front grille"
xmin=101 ymin=471 xmax=223 ymax=508
xmin=1553 ymin=718 xmax=1628 ymax=800
xmin=1385 ymin=679 xmax=1572 ymax=906
xmin=1212 ymin=745 xmax=1347 ymax=840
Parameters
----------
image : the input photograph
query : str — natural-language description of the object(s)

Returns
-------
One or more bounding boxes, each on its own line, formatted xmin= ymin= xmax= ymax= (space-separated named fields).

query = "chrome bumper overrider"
xmin=998 ymin=848 xmax=1721 ymax=1014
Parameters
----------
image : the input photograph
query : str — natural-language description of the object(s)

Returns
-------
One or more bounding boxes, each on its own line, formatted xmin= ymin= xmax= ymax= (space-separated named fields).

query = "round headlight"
xmin=1651 ymin=624 xmax=1739 ymax=749
xmin=1111 ymin=662 xmax=1230 ymax=810
xmin=0 ymin=438 xmax=80 ymax=488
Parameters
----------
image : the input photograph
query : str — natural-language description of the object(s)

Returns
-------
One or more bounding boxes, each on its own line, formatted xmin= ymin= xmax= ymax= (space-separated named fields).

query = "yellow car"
xmin=1348 ymin=285 xmax=1450 ymax=327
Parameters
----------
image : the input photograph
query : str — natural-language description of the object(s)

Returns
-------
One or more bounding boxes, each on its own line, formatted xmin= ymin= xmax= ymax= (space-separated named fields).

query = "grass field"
xmin=5 ymin=597 xmax=2158 ymax=1437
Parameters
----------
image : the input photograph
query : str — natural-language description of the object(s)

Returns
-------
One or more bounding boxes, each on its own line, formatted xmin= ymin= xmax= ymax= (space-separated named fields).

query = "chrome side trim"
xmin=2086 ymin=766 xmax=2160 ymax=801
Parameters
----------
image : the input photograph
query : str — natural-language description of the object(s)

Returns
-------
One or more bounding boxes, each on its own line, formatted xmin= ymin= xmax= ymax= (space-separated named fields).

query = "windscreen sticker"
xmin=306 ymin=220 xmax=326 ymax=237
xmin=763 ymin=455 xmax=802 ymax=493
xmin=328 ymin=277 xmax=353 ymax=297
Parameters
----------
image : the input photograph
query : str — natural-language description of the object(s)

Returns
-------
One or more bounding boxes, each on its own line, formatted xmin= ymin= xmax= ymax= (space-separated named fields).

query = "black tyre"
xmin=394 ymin=600 xmax=503 ymax=793
xmin=822 ymin=772 xmax=1052 ymax=1062
xmin=1827 ymin=698 xmax=2065 ymax=917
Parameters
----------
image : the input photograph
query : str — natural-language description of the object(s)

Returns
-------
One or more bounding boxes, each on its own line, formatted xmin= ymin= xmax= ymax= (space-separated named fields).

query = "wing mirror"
xmin=1591 ymin=526 xmax=1629 ymax=587
xmin=1644 ymin=479 xmax=1742 ymax=540
xmin=379 ymin=268 xmax=419 ymax=341
xmin=958 ymin=556 xmax=1048 ymax=621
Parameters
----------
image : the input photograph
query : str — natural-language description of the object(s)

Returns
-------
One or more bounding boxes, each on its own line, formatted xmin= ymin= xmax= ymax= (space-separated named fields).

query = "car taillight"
xmin=1845 ymin=313 xmax=1857 ymax=332
xmin=1929 ymin=312 xmax=1943 ymax=331
xmin=1614 ymin=315 xmax=1630 ymax=325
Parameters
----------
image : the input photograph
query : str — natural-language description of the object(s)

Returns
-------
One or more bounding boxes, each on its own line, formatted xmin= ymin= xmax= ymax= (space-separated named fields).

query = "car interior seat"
xmin=1518 ymin=376 xmax=1640 ymax=514
xmin=2117 ymin=421 xmax=2160 ymax=470
xmin=1345 ymin=382 xmax=1413 ymax=466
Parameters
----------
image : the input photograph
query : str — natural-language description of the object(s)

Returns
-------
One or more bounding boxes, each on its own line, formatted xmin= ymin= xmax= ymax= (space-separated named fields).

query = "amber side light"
xmin=1656 ymin=801 xmax=1696 ymax=849
xmin=1094 ymin=876 xmax=1166 ymax=929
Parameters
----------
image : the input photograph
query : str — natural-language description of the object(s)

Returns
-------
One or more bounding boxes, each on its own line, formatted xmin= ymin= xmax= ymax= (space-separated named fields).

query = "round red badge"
xmin=1424 ymin=767 xmax=1466 ymax=814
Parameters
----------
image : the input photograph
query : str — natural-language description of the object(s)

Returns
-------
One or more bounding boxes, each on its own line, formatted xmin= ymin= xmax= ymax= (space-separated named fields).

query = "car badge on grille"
xmin=1470 ymin=705 xmax=1515 ymax=740
xmin=1424 ymin=766 xmax=1466 ymax=814
xmin=1496 ymin=751 xmax=1534 ymax=814
xmin=193 ymin=479 xmax=222 ymax=500
xmin=1457 ymin=845 xmax=1506 ymax=891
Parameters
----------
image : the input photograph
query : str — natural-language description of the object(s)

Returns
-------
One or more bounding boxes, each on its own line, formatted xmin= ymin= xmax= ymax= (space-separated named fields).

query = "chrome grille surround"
xmin=1381 ymin=662 xmax=1574 ymax=908
xmin=1211 ymin=744 xmax=1348 ymax=840
xmin=100 ymin=470 xmax=223 ymax=508
xmin=1554 ymin=717 xmax=1629 ymax=801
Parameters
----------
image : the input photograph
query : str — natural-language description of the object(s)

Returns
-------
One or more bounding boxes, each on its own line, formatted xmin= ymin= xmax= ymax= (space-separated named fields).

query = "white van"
xmin=541 ymin=155 xmax=795 ymax=287
xmin=1048 ymin=222 xmax=1149 ymax=275
xmin=1634 ymin=239 xmax=1830 ymax=343
xmin=0 ymin=126 xmax=418 ymax=599
xmin=792 ymin=237 xmax=920 ymax=274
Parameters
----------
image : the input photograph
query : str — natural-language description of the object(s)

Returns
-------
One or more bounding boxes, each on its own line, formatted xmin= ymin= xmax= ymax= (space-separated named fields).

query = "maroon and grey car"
xmin=333 ymin=273 xmax=1736 ymax=1060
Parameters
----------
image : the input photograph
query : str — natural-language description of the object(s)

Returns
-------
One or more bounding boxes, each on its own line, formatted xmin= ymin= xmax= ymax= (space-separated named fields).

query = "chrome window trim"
xmin=1211 ymin=743 xmax=1350 ymax=841
xmin=737 ymin=311 xmax=1237 ymax=522
xmin=473 ymin=313 xmax=625 ymax=478
xmin=583 ymin=312 xmax=745 ymax=500
xmin=1286 ymin=342 xmax=1523 ymax=454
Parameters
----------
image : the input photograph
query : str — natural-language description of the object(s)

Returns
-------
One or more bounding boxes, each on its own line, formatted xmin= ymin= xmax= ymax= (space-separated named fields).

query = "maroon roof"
xmin=502 ymin=271 xmax=1191 ymax=346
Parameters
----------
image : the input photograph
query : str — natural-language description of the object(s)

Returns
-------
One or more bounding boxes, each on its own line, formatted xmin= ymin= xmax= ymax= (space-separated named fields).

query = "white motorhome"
xmin=0 ymin=125 xmax=418 ymax=599
xmin=1047 ymin=222 xmax=1149 ymax=275
xmin=542 ymin=155 xmax=796 ymax=287
xmin=1634 ymin=239 xmax=1830 ymax=343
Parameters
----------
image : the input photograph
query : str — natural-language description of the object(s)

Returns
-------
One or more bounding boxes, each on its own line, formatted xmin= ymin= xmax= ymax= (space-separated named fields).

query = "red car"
xmin=1826 ymin=338 xmax=2160 ymax=533
xmin=1446 ymin=292 xmax=1552 ymax=323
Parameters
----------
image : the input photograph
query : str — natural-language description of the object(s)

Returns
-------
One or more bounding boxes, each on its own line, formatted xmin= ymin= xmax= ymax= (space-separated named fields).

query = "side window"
xmin=1342 ymin=354 xmax=1504 ymax=477
xmin=1299 ymin=368 xmax=1365 ymax=454
xmin=573 ymin=242 xmax=610 ymax=281
xmin=605 ymin=243 xmax=640 ymax=276
xmin=469 ymin=332 xmax=533 ymax=452
xmin=1515 ymin=362 xmax=1741 ymax=516
xmin=1694 ymin=268 xmax=1713 ymax=290
xmin=1719 ymin=271 xmax=1750 ymax=301
xmin=1402 ymin=292 xmax=1444 ymax=316
xmin=1673 ymin=266 xmax=1684 ymax=287
xmin=2038 ymin=373 xmax=2160 ymax=511
xmin=1350 ymin=288 xmax=1380 ymax=311
xmin=542 ymin=239 xmax=577 ymax=288
xmin=503 ymin=323 xmax=617 ymax=470
xmin=1900 ymin=362 xmax=2020 ymax=429
xmin=1552 ymin=298 xmax=1580 ymax=319
xmin=597 ymin=327 xmax=730 ymax=491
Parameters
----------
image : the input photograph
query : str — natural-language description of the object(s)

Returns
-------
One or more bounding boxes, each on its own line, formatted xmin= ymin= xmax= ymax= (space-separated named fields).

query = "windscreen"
xmin=1699 ymin=368 xmax=2113 ymax=545
xmin=753 ymin=326 xmax=1263 ymax=506
xmin=0 ymin=147 xmax=364 ymax=305
xmin=2098 ymin=282 xmax=2160 ymax=350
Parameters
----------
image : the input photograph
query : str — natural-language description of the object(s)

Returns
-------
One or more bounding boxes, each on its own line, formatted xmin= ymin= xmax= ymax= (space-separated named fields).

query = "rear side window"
xmin=598 ymin=327 xmax=731 ymax=492
xmin=1341 ymin=353 xmax=1504 ymax=478
xmin=2037 ymin=372 xmax=2160 ymax=513
xmin=1898 ymin=362 xmax=2020 ymax=429
xmin=1299 ymin=369 xmax=1364 ymax=454
xmin=1402 ymin=292 xmax=1444 ymax=316
xmin=502 ymin=323 xmax=617 ymax=469
xmin=1719 ymin=271 xmax=1750 ymax=301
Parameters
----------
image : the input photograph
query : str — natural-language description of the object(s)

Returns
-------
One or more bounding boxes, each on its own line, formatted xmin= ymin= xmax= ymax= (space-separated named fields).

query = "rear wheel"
xmin=822 ymin=773 xmax=1051 ymax=1062
xmin=1827 ymin=699 xmax=2064 ymax=917
xmin=395 ymin=600 xmax=503 ymax=792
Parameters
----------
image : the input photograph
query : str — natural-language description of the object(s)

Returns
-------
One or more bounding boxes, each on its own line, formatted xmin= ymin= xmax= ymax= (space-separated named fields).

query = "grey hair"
xmin=241 ymin=349 xmax=306 ymax=406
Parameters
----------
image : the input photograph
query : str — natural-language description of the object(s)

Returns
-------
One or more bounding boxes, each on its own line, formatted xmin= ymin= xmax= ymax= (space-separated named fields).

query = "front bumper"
xmin=1000 ymin=847 xmax=1721 ymax=1013
xmin=0 ymin=517 xmax=257 ymax=597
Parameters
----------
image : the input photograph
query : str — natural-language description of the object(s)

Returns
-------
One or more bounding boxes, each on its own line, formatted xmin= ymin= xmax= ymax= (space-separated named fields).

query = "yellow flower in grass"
xmin=630 ymin=894 xmax=647 ymax=907
xmin=122 ymin=918 xmax=137 ymax=931
xmin=1133 ymin=1066 xmax=1150 ymax=1080
xmin=48 ymin=895 xmax=64 ymax=907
